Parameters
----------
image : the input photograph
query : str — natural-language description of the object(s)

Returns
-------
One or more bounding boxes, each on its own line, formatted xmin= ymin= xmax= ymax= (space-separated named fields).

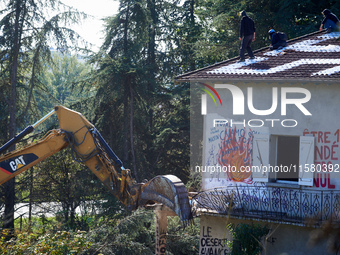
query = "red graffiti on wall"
xmin=217 ymin=126 xmax=253 ymax=183
xmin=303 ymin=129 xmax=338 ymax=189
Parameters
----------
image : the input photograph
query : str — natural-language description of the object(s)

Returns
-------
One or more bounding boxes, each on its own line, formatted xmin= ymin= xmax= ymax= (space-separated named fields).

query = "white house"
xmin=176 ymin=30 xmax=340 ymax=255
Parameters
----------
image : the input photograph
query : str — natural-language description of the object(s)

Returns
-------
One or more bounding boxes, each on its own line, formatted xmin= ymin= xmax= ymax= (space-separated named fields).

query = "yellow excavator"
xmin=0 ymin=106 xmax=192 ymax=224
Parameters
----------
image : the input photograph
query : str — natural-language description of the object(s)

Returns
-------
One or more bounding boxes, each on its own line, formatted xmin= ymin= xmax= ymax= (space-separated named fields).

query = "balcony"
xmin=192 ymin=186 xmax=340 ymax=225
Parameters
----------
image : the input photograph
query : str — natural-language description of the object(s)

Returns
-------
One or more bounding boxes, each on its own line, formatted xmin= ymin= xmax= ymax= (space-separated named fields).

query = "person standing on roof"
xmin=268 ymin=29 xmax=287 ymax=50
xmin=238 ymin=10 xmax=255 ymax=62
xmin=320 ymin=9 xmax=340 ymax=33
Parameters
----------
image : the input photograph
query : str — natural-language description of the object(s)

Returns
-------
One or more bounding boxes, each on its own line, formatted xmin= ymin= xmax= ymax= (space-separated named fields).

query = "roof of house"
xmin=175 ymin=31 xmax=340 ymax=83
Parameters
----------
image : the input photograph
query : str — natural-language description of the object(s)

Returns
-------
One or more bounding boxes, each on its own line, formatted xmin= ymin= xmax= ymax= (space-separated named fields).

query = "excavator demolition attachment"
xmin=0 ymin=106 xmax=193 ymax=225
xmin=140 ymin=174 xmax=193 ymax=226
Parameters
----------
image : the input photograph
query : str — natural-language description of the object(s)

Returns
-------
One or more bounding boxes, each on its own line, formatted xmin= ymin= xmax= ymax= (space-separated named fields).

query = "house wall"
xmin=200 ymin=81 xmax=340 ymax=190
xmin=196 ymin=81 xmax=339 ymax=254
xmin=199 ymin=215 xmax=329 ymax=255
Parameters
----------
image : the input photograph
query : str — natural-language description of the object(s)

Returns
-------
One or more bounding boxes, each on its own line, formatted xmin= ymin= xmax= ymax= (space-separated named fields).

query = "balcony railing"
xmin=192 ymin=186 xmax=340 ymax=225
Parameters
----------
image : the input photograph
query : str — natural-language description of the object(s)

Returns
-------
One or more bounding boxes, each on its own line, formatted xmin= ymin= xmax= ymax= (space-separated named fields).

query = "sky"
xmin=63 ymin=0 xmax=120 ymax=51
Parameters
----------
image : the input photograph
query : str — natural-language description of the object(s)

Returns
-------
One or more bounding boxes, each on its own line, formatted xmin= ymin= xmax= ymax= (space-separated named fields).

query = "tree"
xmin=32 ymin=149 xmax=102 ymax=229
xmin=88 ymin=0 xmax=204 ymax=184
xmin=38 ymin=52 xmax=94 ymax=108
xmin=0 ymin=0 xmax=86 ymax=229
xmin=90 ymin=0 xmax=152 ymax=182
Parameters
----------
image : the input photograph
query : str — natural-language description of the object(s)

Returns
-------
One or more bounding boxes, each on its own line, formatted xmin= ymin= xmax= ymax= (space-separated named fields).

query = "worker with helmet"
xmin=268 ymin=29 xmax=287 ymax=50
xmin=320 ymin=9 xmax=340 ymax=33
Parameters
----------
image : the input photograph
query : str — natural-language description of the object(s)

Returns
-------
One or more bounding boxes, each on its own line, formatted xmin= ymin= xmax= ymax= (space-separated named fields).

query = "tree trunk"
xmin=123 ymin=84 xmax=129 ymax=164
xmin=28 ymin=168 xmax=33 ymax=231
xmin=4 ymin=0 xmax=25 ymax=229
xmin=130 ymin=85 xmax=138 ymax=182
xmin=122 ymin=4 xmax=130 ymax=164
xmin=146 ymin=0 xmax=157 ymax=173
xmin=189 ymin=0 xmax=196 ymax=71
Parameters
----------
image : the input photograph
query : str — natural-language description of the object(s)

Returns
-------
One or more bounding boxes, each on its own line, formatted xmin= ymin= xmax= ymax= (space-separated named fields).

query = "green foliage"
xmin=166 ymin=216 xmax=200 ymax=255
xmin=185 ymin=171 xmax=202 ymax=192
xmin=227 ymin=223 xmax=269 ymax=255
xmin=90 ymin=1 xmax=193 ymax=181
xmin=38 ymin=52 xmax=94 ymax=108
xmin=0 ymin=229 xmax=91 ymax=254
xmin=23 ymin=149 xmax=106 ymax=230
xmin=86 ymin=209 xmax=200 ymax=255
xmin=86 ymin=209 xmax=155 ymax=254
xmin=0 ymin=0 xmax=88 ymax=129
xmin=14 ymin=215 xmax=64 ymax=236
xmin=195 ymin=0 xmax=242 ymax=63
xmin=4 ymin=210 xmax=200 ymax=254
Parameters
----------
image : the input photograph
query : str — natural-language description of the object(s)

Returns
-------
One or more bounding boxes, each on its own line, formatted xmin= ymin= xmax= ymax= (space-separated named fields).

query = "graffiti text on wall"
xmin=303 ymin=129 xmax=339 ymax=189
xmin=200 ymin=226 xmax=229 ymax=255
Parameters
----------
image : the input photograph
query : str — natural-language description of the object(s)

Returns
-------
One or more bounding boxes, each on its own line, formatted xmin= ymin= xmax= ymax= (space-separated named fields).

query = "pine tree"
xmin=0 ymin=0 xmax=86 ymax=229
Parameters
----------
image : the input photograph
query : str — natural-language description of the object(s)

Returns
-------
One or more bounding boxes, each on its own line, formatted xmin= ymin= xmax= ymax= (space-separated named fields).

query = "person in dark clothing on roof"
xmin=238 ymin=10 xmax=255 ymax=62
xmin=268 ymin=29 xmax=287 ymax=50
xmin=320 ymin=9 xmax=340 ymax=33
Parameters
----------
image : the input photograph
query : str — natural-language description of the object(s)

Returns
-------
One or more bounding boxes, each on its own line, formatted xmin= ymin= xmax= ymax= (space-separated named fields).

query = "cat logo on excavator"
xmin=0 ymin=153 xmax=38 ymax=174
xmin=9 ymin=156 xmax=26 ymax=171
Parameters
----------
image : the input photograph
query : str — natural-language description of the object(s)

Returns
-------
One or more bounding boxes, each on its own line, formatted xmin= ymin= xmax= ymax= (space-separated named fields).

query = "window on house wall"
xmin=252 ymin=134 xmax=314 ymax=186
xmin=276 ymin=136 xmax=299 ymax=182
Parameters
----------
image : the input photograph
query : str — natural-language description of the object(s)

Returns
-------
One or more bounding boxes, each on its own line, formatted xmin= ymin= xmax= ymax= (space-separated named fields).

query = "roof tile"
xmin=175 ymin=31 xmax=340 ymax=82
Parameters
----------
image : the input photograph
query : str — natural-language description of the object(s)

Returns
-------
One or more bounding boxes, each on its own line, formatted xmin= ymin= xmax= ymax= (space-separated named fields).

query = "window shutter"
xmin=298 ymin=136 xmax=315 ymax=186
xmin=252 ymin=134 xmax=270 ymax=182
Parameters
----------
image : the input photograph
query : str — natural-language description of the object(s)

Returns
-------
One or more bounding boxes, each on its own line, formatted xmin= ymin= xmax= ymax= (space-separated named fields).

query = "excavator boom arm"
xmin=0 ymin=130 xmax=67 ymax=186
xmin=0 ymin=106 xmax=192 ymax=223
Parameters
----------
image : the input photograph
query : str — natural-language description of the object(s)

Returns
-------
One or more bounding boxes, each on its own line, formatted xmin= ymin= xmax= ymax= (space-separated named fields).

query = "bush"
xmin=227 ymin=223 xmax=268 ymax=255
xmin=86 ymin=209 xmax=154 ymax=255
xmin=1 ymin=208 xmax=200 ymax=255
xmin=86 ymin=209 xmax=200 ymax=255
xmin=0 ymin=229 xmax=91 ymax=254
xmin=166 ymin=216 xmax=200 ymax=255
